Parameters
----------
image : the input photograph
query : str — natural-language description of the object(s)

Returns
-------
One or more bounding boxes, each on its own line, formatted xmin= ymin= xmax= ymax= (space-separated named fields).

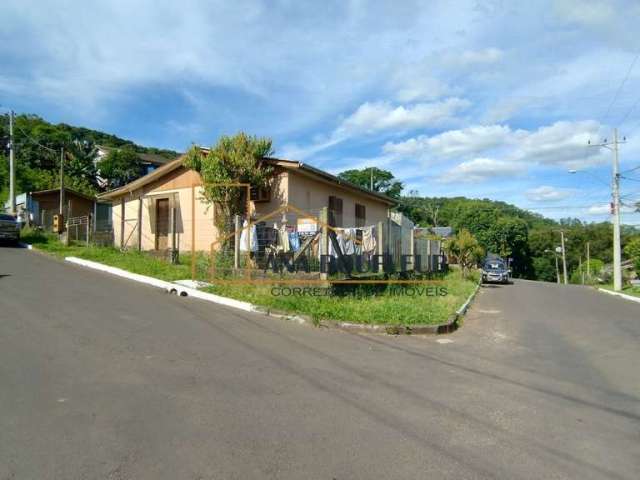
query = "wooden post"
xmin=191 ymin=185 xmax=196 ymax=281
xmin=171 ymin=205 xmax=177 ymax=262
xmin=120 ymin=198 xmax=125 ymax=249
xmin=234 ymin=214 xmax=241 ymax=270
xmin=409 ymin=227 xmax=415 ymax=271
xmin=377 ymin=220 xmax=384 ymax=273
xmin=93 ymin=201 xmax=97 ymax=235
xmin=320 ymin=207 xmax=328 ymax=281
xmin=137 ymin=196 xmax=143 ymax=251
xmin=586 ymin=241 xmax=590 ymax=282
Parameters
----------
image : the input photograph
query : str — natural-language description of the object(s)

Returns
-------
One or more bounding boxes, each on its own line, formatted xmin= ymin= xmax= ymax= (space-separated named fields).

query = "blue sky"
xmin=2 ymin=0 xmax=640 ymax=224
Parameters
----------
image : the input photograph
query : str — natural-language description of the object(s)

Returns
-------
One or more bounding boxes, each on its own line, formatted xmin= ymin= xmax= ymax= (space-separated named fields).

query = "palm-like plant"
xmin=66 ymin=140 xmax=98 ymax=186
xmin=446 ymin=229 xmax=484 ymax=278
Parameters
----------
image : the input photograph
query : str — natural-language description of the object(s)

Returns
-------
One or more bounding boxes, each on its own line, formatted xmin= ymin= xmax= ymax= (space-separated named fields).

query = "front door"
xmin=155 ymin=198 xmax=169 ymax=250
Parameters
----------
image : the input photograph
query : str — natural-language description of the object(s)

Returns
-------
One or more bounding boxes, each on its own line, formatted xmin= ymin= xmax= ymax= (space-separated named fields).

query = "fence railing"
xmin=204 ymin=207 xmax=447 ymax=283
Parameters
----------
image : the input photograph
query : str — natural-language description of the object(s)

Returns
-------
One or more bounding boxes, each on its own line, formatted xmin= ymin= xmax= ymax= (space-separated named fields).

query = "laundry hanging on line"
xmin=239 ymin=220 xmax=258 ymax=252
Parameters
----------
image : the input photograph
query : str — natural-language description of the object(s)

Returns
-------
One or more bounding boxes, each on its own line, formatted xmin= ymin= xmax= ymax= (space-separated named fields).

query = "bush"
xmin=19 ymin=226 xmax=54 ymax=245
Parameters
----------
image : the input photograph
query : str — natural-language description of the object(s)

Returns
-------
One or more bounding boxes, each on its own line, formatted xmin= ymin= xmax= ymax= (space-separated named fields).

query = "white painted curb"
xmin=598 ymin=288 xmax=640 ymax=304
xmin=65 ymin=256 xmax=256 ymax=312
xmin=457 ymin=280 xmax=482 ymax=316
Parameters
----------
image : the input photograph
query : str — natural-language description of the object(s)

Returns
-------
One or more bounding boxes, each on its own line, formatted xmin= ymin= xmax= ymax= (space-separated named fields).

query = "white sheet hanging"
xmin=361 ymin=226 xmax=376 ymax=253
xmin=239 ymin=220 xmax=258 ymax=252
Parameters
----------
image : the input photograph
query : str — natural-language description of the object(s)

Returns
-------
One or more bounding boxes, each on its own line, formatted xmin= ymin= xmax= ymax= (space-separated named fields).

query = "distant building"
xmin=414 ymin=226 xmax=453 ymax=239
xmin=95 ymin=145 xmax=179 ymax=188
xmin=4 ymin=188 xmax=111 ymax=231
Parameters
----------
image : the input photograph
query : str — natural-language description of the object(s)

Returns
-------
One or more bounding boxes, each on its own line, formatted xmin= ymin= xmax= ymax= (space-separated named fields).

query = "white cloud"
xmin=383 ymin=124 xmax=511 ymax=158
xmin=554 ymin=0 xmax=616 ymax=28
xmin=511 ymin=120 xmax=605 ymax=167
xmin=587 ymin=203 xmax=636 ymax=215
xmin=394 ymin=76 xmax=453 ymax=103
xmin=438 ymin=158 xmax=525 ymax=184
xmin=381 ymin=120 xmax=607 ymax=169
xmin=335 ymin=98 xmax=470 ymax=137
xmin=443 ymin=48 xmax=504 ymax=68
xmin=587 ymin=204 xmax=611 ymax=215
xmin=281 ymin=97 xmax=471 ymax=159
xmin=525 ymin=186 xmax=572 ymax=202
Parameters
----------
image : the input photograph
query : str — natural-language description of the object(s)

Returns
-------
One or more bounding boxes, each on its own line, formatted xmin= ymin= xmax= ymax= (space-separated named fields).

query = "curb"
xmin=63 ymin=256 xmax=481 ymax=335
xmin=597 ymin=287 xmax=640 ymax=304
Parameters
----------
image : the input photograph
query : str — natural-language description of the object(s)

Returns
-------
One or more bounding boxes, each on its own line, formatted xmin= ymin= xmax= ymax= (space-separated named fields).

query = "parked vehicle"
xmin=482 ymin=255 xmax=511 ymax=284
xmin=0 ymin=213 xmax=20 ymax=245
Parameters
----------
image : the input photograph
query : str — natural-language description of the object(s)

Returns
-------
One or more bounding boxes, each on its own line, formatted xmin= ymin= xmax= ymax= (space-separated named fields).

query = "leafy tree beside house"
xmin=184 ymin=133 xmax=274 ymax=244
xmin=98 ymin=146 xmax=144 ymax=189
xmin=337 ymin=167 xmax=403 ymax=199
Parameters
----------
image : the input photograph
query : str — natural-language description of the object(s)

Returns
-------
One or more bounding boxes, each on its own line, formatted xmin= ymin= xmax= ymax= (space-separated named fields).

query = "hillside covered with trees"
xmin=340 ymin=167 xmax=640 ymax=283
xmin=0 ymin=113 xmax=178 ymax=199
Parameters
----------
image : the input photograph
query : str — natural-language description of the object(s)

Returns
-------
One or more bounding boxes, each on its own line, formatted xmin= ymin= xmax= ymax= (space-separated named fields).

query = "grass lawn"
xmin=205 ymin=272 xmax=478 ymax=325
xmin=601 ymin=284 xmax=640 ymax=298
xmin=21 ymin=228 xmax=192 ymax=282
xmin=22 ymin=227 xmax=479 ymax=326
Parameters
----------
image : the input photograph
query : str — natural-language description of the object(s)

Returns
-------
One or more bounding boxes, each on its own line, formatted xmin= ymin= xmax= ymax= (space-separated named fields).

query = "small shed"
xmin=29 ymin=188 xmax=97 ymax=230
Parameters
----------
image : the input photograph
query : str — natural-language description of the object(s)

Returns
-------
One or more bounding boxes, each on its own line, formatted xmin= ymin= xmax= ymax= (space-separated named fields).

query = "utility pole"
xmin=559 ymin=231 xmax=568 ymax=285
xmin=370 ymin=167 xmax=373 ymax=190
xmin=586 ymin=241 xmax=590 ymax=283
xmin=588 ymin=130 xmax=625 ymax=291
xmin=59 ymin=147 xmax=65 ymax=215
xmin=9 ymin=110 xmax=16 ymax=215
xmin=612 ymin=128 xmax=622 ymax=291
xmin=579 ymin=256 xmax=584 ymax=284
xmin=554 ymin=253 xmax=560 ymax=284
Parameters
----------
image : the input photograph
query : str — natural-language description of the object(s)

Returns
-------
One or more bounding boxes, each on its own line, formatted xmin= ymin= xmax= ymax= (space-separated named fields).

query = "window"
xmin=250 ymin=186 xmax=271 ymax=203
xmin=328 ymin=195 xmax=343 ymax=227
xmin=355 ymin=203 xmax=366 ymax=227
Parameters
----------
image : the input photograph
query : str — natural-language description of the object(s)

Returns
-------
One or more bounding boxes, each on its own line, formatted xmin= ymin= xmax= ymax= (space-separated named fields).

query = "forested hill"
xmin=1 ymin=114 xmax=178 ymax=159
xmin=399 ymin=196 xmax=555 ymax=231
xmin=0 ymin=113 xmax=178 ymax=198
xmin=397 ymin=195 xmax=637 ymax=282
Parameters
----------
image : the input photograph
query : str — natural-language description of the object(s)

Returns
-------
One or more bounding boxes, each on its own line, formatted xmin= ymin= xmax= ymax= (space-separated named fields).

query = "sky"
xmin=2 ymin=0 xmax=640 ymax=224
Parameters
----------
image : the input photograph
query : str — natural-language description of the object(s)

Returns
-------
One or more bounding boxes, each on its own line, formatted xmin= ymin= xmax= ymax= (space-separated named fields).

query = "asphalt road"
xmin=1 ymin=247 xmax=639 ymax=479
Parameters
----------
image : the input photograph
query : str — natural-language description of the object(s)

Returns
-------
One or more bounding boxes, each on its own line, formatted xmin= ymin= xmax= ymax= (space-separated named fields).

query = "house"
xmin=431 ymin=226 xmax=453 ymax=239
xmin=98 ymin=152 xmax=397 ymax=252
xmin=95 ymin=145 xmax=179 ymax=188
xmin=414 ymin=226 xmax=453 ymax=239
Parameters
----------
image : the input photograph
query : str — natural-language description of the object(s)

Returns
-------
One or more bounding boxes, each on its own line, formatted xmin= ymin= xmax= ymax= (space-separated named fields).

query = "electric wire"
xmin=602 ymin=51 xmax=640 ymax=123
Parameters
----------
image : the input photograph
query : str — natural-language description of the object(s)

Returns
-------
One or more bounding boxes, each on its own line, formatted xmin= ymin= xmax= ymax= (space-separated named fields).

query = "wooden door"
xmin=155 ymin=198 xmax=170 ymax=250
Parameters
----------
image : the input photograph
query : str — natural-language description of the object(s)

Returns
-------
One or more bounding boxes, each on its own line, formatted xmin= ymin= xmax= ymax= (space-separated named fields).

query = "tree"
xmin=184 ymin=133 xmax=274 ymax=242
xmin=66 ymin=140 xmax=98 ymax=187
xmin=446 ymin=229 xmax=484 ymax=278
xmin=532 ymin=257 xmax=557 ymax=283
xmin=337 ymin=167 xmax=403 ymax=199
xmin=570 ymin=258 xmax=605 ymax=284
xmin=624 ymin=237 xmax=640 ymax=273
xmin=98 ymin=147 xmax=144 ymax=189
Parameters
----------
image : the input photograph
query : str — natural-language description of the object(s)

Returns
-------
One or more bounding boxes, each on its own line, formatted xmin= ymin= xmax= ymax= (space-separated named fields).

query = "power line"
xmin=14 ymin=122 xmax=58 ymax=153
xmin=602 ymin=51 xmax=640 ymax=123
xmin=617 ymin=95 xmax=640 ymax=128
